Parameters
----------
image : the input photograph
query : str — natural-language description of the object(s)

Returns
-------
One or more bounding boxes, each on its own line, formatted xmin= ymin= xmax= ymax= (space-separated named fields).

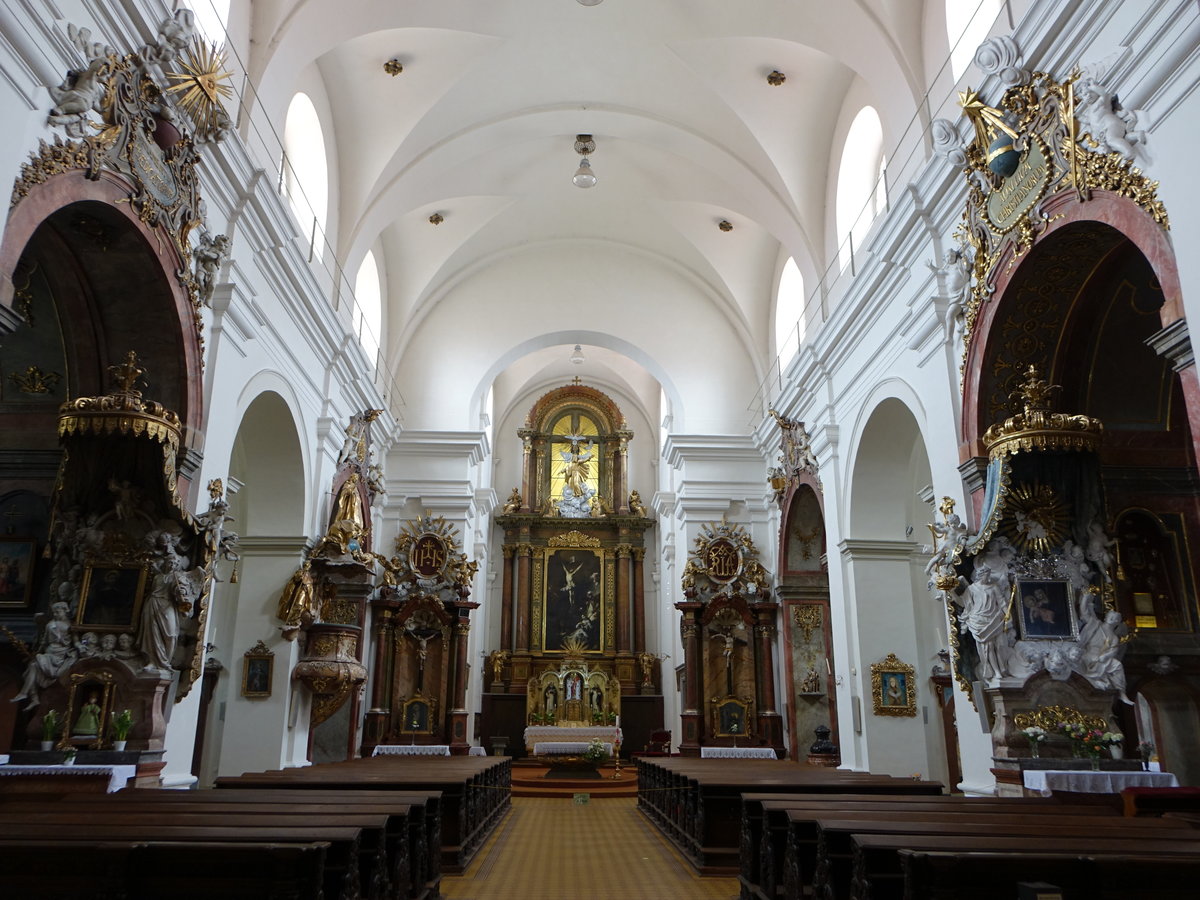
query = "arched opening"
xmin=966 ymin=211 xmax=1200 ymax=785
xmin=0 ymin=195 xmax=201 ymax=752
xmin=836 ymin=107 xmax=886 ymax=270
xmin=353 ymin=249 xmax=383 ymax=365
xmin=775 ymin=257 xmax=806 ymax=360
xmin=283 ymin=93 xmax=329 ymax=241
xmin=845 ymin=398 xmax=951 ymax=781
xmin=197 ymin=390 xmax=307 ymax=784
xmin=779 ymin=482 xmax=835 ymax=760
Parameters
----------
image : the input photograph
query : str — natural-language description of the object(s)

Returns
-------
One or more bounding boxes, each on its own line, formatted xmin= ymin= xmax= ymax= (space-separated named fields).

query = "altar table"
xmin=533 ymin=741 xmax=614 ymax=756
xmin=1023 ymin=768 xmax=1180 ymax=797
xmin=371 ymin=744 xmax=451 ymax=757
xmin=468 ymin=746 xmax=487 ymax=757
xmin=0 ymin=764 xmax=136 ymax=793
xmin=700 ymin=747 xmax=777 ymax=759
xmin=523 ymin=725 xmax=621 ymax=749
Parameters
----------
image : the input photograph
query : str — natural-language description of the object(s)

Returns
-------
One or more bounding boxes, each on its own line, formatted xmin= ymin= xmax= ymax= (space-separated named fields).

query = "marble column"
xmin=677 ymin=603 xmax=703 ymax=755
xmin=515 ymin=544 xmax=532 ymax=653
xmin=616 ymin=544 xmax=632 ymax=654
xmin=500 ymin=544 xmax=515 ymax=652
xmin=632 ymin=547 xmax=646 ymax=653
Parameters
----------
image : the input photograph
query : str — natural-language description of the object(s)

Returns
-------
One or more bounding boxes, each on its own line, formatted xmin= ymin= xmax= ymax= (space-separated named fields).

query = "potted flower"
xmin=1020 ymin=725 xmax=1047 ymax=758
xmin=62 ymin=747 xmax=77 ymax=767
xmin=1137 ymin=741 xmax=1155 ymax=771
xmin=583 ymin=738 xmax=610 ymax=765
xmin=111 ymin=709 xmax=134 ymax=751
xmin=1101 ymin=731 xmax=1124 ymax=760
xmin=40 ymin=709 xmax=61 ymax=751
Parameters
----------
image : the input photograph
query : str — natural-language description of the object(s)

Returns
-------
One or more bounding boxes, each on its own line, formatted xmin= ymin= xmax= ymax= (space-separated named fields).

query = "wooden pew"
xmin=216 ymin=754 xmax=510 ymax=872
xmin=0 ymin=839 xmax=330 ymax=900
xmin=851 ymin=833 xmax=1200 ymax=900
xmin=636 ymin=757 xmax=942 ymax=874
xmin=805 ymin=815 xmax=1194 ymax=900
xmin=74 ymin=787 xmax=440 ymax=900
xmin=0 ymin=817 xmax=369 ymax=900
xmin=738 ymin=793 xmax=1115 ymax=900
xmin=898 ymin=849 xmax=1200 ymax=900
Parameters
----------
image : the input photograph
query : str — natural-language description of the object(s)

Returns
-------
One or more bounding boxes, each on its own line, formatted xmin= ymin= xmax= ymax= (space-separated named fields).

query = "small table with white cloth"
xmin=700 ymin=747 xmax=777 ymax=759
xmin=0 ymin=764 xmax=136 ymax=793
xmin=468 ymin=746 xmax=487 ymax=756
xmin=371 ymin=744 xmax=451 ymax=757
xmin=523 ymin=725 xmax=621 ymax=750
xmin=1022 ymin=768 xmax=1180 ymax=797
xmin=533 ymin=741 xmax=614 ymax=756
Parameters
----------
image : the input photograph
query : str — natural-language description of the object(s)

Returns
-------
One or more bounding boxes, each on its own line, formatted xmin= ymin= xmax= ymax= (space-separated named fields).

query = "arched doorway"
xmin=844 ymin=397 xmax=951 ymax=781
xmin=197 ymin=389 xmax=307 ymax=783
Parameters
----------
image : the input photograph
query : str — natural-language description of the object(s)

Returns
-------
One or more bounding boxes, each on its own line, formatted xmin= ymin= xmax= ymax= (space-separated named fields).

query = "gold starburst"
xmin=166 ymin=40 xmax=233 ymax=138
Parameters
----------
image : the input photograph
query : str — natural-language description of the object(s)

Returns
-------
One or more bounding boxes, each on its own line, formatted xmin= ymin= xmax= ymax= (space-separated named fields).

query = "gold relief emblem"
xmin=791 ymin=606 xmax=822 ymax=643
xmin=705 ymin=538 xmax=741 ymax=583
xmin=411 ymin=533 xmax=449 ymax=579
xmin=8 ymin=366 xmax=61 ymax=395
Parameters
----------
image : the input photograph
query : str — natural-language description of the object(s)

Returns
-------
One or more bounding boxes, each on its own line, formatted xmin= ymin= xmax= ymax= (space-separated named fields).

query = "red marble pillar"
xmin=616 ymin=544 xmax=632 ymax=653
xmin=632 ymin=547 xmax=646 ymax=653
xmin=515 ymin=544 xmax=532 ymax=653
xmin=754 ymin=606 xmax=784 ymax=752
xmin=447 ymin=617 xmax=474 ymax=754
xmin=676 ymin=602 xmax=703 ymax=755
xmin=500 ymin=544 xmax=515 ymax=652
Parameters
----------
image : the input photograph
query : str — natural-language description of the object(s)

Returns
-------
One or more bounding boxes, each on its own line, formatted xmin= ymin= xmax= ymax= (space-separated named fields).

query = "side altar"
xmin=481 ymin=382 xmax=661 ymax=758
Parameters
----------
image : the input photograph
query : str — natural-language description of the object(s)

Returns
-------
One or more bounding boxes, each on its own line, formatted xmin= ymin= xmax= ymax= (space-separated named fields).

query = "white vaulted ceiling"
xmin=234 ymin=0 xmax=941 ymax=432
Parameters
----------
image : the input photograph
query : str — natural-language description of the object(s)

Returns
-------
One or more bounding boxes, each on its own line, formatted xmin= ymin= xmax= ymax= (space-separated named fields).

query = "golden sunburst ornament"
xmin=1003 ymin=483 xmax=1069 ymax=555
xmin=166 ymin=40 xmax=233 ymax=138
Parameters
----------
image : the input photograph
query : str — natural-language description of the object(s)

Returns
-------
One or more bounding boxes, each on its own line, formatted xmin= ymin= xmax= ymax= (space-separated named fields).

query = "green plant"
xmin=583 ymin=738 xmax=609 ymax=763
xmin=111 ymin=709 xmax=134 ymax=741
xmin=41 ymin=709 xmax=61 ymax=742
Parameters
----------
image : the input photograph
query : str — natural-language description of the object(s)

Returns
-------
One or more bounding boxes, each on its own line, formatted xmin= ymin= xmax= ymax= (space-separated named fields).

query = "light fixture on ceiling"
xmin=573 ymin=134 xmax=597 ymax=188
xmin=383 ymin=58 xmax=404 ymax=77
xmin=428 ymin=212 xmax=444 ymax=225
xmin=767 ymin=70 xmax=786 ymax=86
xmin=718 ymin=219 xmax=733 ymax=232
xmin=576 ymin=0 xmax=605 ymax=6
xmin=570 ymin=344 xmax=585 ymax=365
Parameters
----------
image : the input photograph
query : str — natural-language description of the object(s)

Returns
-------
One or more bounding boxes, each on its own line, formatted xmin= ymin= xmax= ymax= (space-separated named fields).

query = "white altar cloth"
xmin=524 ymin=725 xmax=621 ymax=749
xmin=534 ymin=741 xmax=613 ymax=756
xmin=700 ymin=747 xmax=777 ymax=759
xmin=468 ymin=746 xmax=487 ymax=757
xmin=1022 ymin=768 xmax=1180 ymax=797
xmin=0 ymin=764 xmax=136 ymax=793
xmin=371 ymin=744 xmax=451 ymax=757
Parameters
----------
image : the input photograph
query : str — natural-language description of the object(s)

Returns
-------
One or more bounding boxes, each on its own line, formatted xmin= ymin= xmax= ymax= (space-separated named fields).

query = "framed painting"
xmin=871 ymin=653 xmax=916 ymax=717
xmin=242 ymin=640 xmax=274 ymax=698
xmin=0 ymin=537 xmax=37 ymax=610
xmin=63 ymin=671 xmax=115 ymax=750
xmin=542 ymin=547 xmax=605 ymax=652
xmin=711 ymin=697 xmax=752 ymax=737
xmin=76 ymin=564 xmax=147 ymax=631
xmin=1015 ymin=578 xmax=1078 ymax=640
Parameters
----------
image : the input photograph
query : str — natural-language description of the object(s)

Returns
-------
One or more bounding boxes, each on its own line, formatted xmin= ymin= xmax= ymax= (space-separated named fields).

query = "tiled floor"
xmin=441 ymin=796 xmax=739 ymax=899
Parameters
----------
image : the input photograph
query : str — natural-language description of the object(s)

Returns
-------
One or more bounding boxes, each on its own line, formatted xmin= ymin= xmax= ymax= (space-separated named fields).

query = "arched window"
xmin=835 ymin=106 xmax=886 ymax=270
xmin=283 ymin=93 xmax=329 ymax=240
xmin=946 ymin=0 xmax=1002 ymax=81
xmin=353 ymin=250 xmax=383 ymax=364
xmin=775 ymin=257 xmax=806 ymax=359
xmin=187 ymin=1 xmax=230 ymax=45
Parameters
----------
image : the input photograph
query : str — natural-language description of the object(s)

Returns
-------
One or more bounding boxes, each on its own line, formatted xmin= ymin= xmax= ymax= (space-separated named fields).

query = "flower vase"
xmin=1029 ymin=742 xmax=1040 ymax=759
xmin=39 ymin=740 xmax=53 ymax=751
xmin=113 ymin=740 xmax=127 ymax=752
xmin=1110 ymin=745 xmax=1123 ymax=760
xmin=1090 ymin=757 xmax=1100 ymax=771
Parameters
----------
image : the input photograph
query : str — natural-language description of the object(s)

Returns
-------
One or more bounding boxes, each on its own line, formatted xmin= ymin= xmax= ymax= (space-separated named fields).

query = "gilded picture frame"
xmin=711 ymin=696 xmax=753 ymax=737
xmin=76 ymin=563 xmax=147 ymax=632
xmin=0 ymin=537 xmax=37 ymax=610
xmin=63 ymin=671 xmax=116 ymax=750
xmin=401 ymin=694 xmax=437 ymax=734
xmin=541 ymin=546 xmax=606 ymax=653
xmin=871 ymin=653 xmax=916 ymax=717
xmin=241 ymin=640 xmax=274 ymax=698
xmin=1015 ymin=578 xmax=1078 ymax=641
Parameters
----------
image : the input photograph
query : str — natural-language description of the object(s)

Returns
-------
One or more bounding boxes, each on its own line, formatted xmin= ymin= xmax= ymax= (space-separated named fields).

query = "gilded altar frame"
xmin=535 ymin=537 xmax=612 ymax=654
xmin=711 ymin=696 xmax=753 ymax=738
xmin=62 ymin=671 xmax=116 ymax=750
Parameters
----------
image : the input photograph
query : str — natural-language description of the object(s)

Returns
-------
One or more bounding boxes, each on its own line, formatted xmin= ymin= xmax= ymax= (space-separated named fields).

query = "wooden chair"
xmin=644 ymin=730 xmax=671 ymax=755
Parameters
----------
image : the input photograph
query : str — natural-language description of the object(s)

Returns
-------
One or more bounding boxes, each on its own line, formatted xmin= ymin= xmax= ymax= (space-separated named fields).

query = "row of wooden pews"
xmin=215 ymin=754 xmax=511 ymax=872
xmin=636 ymin=757 xmax=943 ymax=875
xmin=0 ymin=755 xmax=510 ymax=899
xmin=638 ymin=758 xmax=1200 ymax=900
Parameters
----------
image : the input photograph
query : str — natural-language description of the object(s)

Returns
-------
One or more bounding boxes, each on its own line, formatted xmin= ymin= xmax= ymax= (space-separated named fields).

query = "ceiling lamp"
xmin=573 ymin=134 xmax=597 ymax=188
xmin=570 ymin=344 xmax=585 ymax=365
xmin=576 ymin=0 xmax=605 ymax=6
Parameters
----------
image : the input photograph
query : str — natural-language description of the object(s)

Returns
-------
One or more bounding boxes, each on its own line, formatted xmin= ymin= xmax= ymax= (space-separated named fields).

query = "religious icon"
xmin=871 ymin=653 xmax=916 ymax=717
xmin=543 ymin=549 xmax=603 ymax=652
xmin=242 ymin=641 xmax=274 ymax=698
xmin=1015 ymin=579 xmax=1077 ymax=641
xmin=77 ymin=564 xmax=147 ymax=630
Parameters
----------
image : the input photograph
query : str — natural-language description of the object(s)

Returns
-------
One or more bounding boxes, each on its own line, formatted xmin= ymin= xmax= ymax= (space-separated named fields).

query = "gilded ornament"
xmin=870 ymin=653 xmax=917 ymax=717
xmin=547 ymin=530 xmax=602 ymax=548
xmin=8 ymin=366 xmax=61 ymax=395
xmin=1013 ymin=704 xmax=1106 ymax=734
xmin=791 ymin=605 xmax=822 ymax=643
xmin=982 ymin=365 xmax=1102 ymax=459
xmin=165 ymin=41 xmax=233 ymax=141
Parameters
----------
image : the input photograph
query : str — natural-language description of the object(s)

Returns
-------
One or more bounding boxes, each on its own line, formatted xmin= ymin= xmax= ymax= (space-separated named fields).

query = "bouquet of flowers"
xmin=1137 ymin=740 xmax=1155 ymax=760
xmin=1100 ymin=731 xmax=1123 ymax=747
xmin=583 ymin=738 xmax=610 ymax=763
xmin=1079 ymin=729 xmax=1106 ymax=759
xmin=1021 ymin=725 xmax=1047 ymax=757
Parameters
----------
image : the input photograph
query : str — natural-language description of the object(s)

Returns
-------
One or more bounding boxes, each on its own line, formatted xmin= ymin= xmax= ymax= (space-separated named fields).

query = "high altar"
xmin=481 ymin=382 xmax=659 ymax=756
